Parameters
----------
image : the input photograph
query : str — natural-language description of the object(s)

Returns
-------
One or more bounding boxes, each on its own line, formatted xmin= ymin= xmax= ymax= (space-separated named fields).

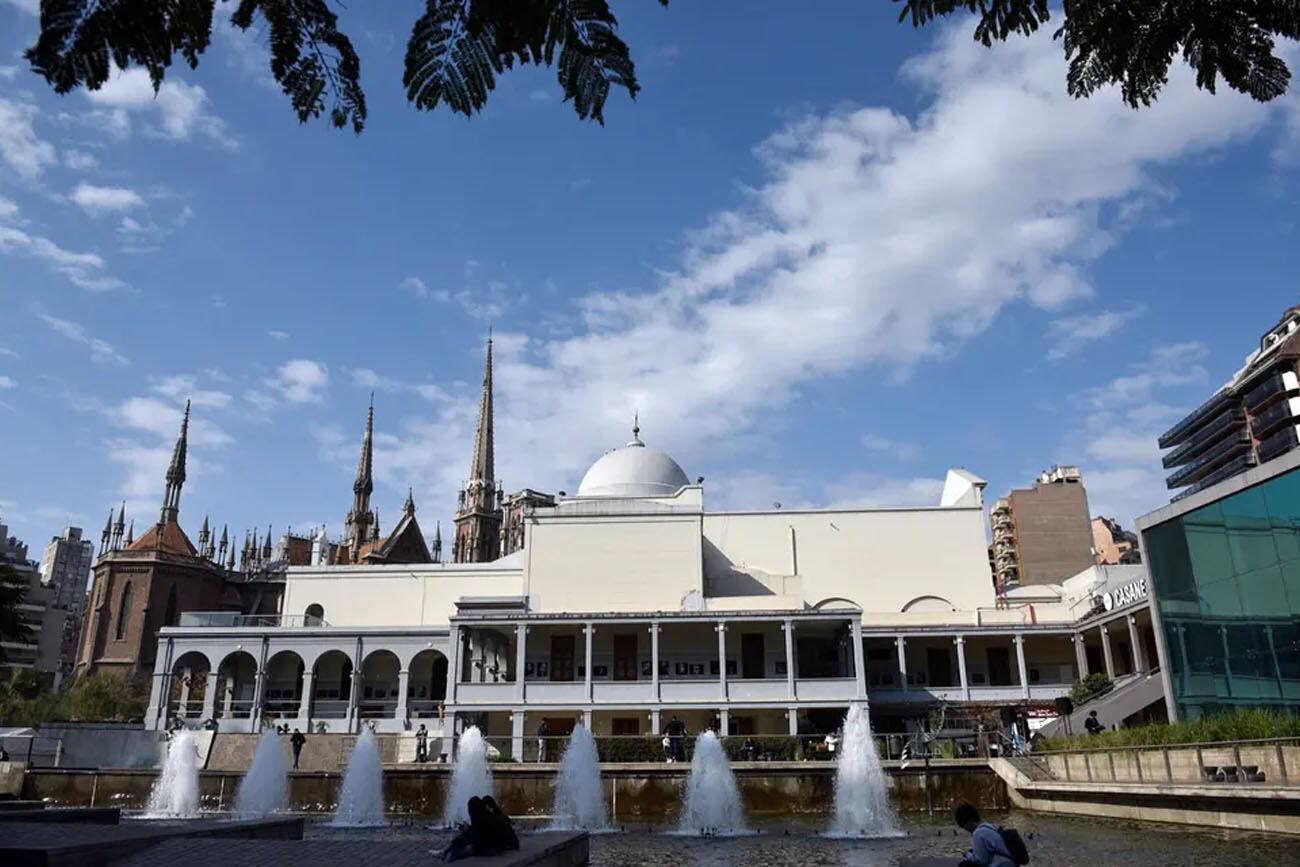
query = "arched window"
xmin=164 ymin=585 xmax=179 ymax=627
xmin=305 ymin=603 xmax=325 ymax=626
xmin=115 ymin=582 xmax=133 ymax=640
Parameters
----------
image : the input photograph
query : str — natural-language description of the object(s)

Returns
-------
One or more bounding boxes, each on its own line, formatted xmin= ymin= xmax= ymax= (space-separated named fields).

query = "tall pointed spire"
xmin=197 ymin=516 xmax=210 ymax=556
xmin=432 ymin=520 xmax=442 ymax=563
xmin=403 ymin=487 xmax=416 ymax=518
xmin=160 ymin=400 xmax=190 ymax=524
xmin=344 ymin=397 xmax=376 ymax=559
xmin=218 ymin=524 xmax=228 ymax=564
xmin=112 ymin=501 xmax=126 ymax=549
xmin=124 ymin=520 xmax=134 ymax=546
xmin=100 ymin=509 xmax=113 ymax=555
xmin=468 ymin=333 xmax=495 ymax=488
xmin=263 ymin=525 xmax=273 ymax=559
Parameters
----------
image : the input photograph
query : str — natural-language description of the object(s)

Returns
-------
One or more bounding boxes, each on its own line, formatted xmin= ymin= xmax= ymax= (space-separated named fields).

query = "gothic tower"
xmin=454 ymin=336 xmax=503 ymax=563
xmin=343 ymin=397 xmax=377 ymax=561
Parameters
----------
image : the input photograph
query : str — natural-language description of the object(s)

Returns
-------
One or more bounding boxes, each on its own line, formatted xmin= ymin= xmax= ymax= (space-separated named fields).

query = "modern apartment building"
xmin=990 ymin=465 xmax=1096 ymax=590
xmin=39 ymin=526 xmax=95 ymax=684
xmin=0 ymin=521 xmax=63 ymax=682
xmin=1159 ymin=305 xmax=1300 ymax=501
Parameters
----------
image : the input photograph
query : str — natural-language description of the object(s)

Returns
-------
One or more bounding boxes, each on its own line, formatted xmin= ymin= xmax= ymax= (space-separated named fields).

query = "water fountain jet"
xmin=679 ymin=730 xmax=745 ymax=835
xmin=233 ymin=728 xmax=289 ymax=815
xmin=144 ymin=730 xmax=200 ymax=818
xmin=550 ymin=724 xmax=606 ymax=830
xmin=443 ymin=725 xmax=495 ymax=826
xmin=331 ymin=726 xmax=385 ymax=826
xmin=830 ymin=702 xmax=900 ymax=838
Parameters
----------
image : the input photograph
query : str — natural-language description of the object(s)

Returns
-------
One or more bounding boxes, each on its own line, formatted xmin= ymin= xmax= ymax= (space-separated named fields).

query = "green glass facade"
xmin=1144 ymin=466 xmax=1300 ymax=718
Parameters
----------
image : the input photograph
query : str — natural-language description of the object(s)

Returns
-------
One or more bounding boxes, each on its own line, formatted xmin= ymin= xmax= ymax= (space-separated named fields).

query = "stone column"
xmin=1100 ymin=624 xmax=1116 ymax=679
xmin=583 ymin=709 xmax=593 ymax=730
xmin=851 ymin=620 xmax=866 ymax=699
xmin=1074 ymin=633 xmax=1089 ymax=679
xmin=1014 ymin=634 xmax=1029 ymax=700
xmin=783 ymin=619 xmax=795 ymax=700
xmin=719 ymin=708 xmax=730 ymax=736
xmin=146 ymin=639 xmax=172 ymax=730
xmin=1128 ymin=615 xmax=1146 ymax=673
xmin=347 ymin=637 xmax=363 ymax=734
xmin=515 ymin=624 xmax=527 ymax=703
xmin=298 ymin=670 xmax=315 ymax=722
xmin=443 ymin=710 xmax=457 ymax=765
xmin=249 ymin=669 xmax=266 ymax=733
xmin=716 ymin=621 xmax=728 ymax=701
xmin=396 ymin=669 xmax=411 ymax=725
xmin=955 ymin=636 xmax=970 ymax=701
xmin=584 ymin=623 xmax=594 ymax=702
xmin=787 ymin=706 xmax=798 ymax=736
xmin=895 ymin=636 xmax=908 ymax=696
xmin=650 ymin=708 xmax=661 ymax=736
xmin=448 ymin=624 xmax=462 ymax=705
xmin=201 ymin=667 xmax=218 ymax=723
xmin=650 ymin=621 xmax=661 ymax=703
xmin=511 ymin=710 xmax=525 ymax=761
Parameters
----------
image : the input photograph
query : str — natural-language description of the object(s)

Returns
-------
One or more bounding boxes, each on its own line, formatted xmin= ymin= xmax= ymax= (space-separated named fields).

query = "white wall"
xmin=703 ymin=506 xmax=995 ymax=614
xmin=283 ymin=564 xmax=525 ymax=627
xmin=525 ymin=513 xmax=703 ymax=613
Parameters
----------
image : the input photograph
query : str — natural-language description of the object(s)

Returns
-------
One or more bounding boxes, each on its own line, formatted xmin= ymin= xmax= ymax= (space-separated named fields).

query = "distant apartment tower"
xmin=39 ymin=526 xmax=95 ymax=684
xmin=1160 ymin=305 xmax=1300 ymax=500
xmin=1092 ymin=516 xmax=1141 ymax=565
xmin=990 ymin=466 xmax=1096 ymax=590
xmin=0 ymin=521 xmax=63 ymax=683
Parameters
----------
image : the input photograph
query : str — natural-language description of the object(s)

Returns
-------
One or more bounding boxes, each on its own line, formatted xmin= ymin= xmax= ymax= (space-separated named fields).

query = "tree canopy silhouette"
xmin=21 ymin=1 xmax=1300 ymax=135
xmin=0 ymin=563 xmax=31 ymax=664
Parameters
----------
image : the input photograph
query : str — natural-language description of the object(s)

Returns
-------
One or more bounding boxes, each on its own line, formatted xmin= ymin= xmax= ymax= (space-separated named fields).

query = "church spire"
xmin=112 ymin=501 xmax=126 ymax=549
xmin=468 ymin=333 xmax=494 ymax=488
xmin=403 ymin=487 xmax=415 ymax=518
xmin=262 ymin=525 xmax=273 ymax=559
xmin=197 ymin=515 xmax=210 ymax=556
xmin=160 ymin=400 xmax=190 ymax=524
xmin=345 ymin=397 xmax=375 ymax=559
xmin=217 ymin=524 xmax=228 ymax=564
xmin=432 ymin=521 xmax=442 ymax=563
xmin=100 ymin=508 xmax=113 ymax=556
xmin=124 ymin=520 xmax=134 ymax=546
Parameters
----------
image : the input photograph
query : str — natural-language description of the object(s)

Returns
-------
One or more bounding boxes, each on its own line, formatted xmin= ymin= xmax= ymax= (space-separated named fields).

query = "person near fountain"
xmin=536 ymin=719 xmax=550 ymax=762
xmin=664 ymin=715 xmax=687 ymax=762
xmin=290 ymin=727 xmax=306 ymax=769
xmin=482 ymin=796 xmax=519 ymax=851
xmin=436 ymin=796 xmax=519 ymax=862
xmin=954 ymin=803 xmax=1024 ymax=867
xmin=416 ymin=723 xmax=429 ymax=762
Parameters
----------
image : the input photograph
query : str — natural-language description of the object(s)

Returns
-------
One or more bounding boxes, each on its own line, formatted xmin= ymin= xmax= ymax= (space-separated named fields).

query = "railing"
xmin=0 ymin=734 xmax=63 ymax=767
xmin=1029 ymin=736 xmax=1300 ymax=787
xmin=176 ymin=612 xmax=330 ymax=628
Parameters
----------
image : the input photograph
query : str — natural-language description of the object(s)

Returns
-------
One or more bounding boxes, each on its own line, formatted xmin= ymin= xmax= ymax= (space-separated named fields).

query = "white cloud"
xmin=85 ymin=68 xmax=237 ymax=149
xmin=267 ymin=329 xmax=290 ymax=341
xmin=0 ymin=196 xmax=17 ymax=218
xmin=255 ymin=359 xmax=329 ymax=406
xmin=109 ymin=396 xmax=231 ymax=445
xmin=0 ymin=226 xmax=126 ymax=290
xmin=1 ymin=0 xmax=37 ymax=14
xmin=152 ymin=374 xmax=233 ymax=408
xmin=350 ymin=368 xmax=451 ymax=403
xmin=1047 ymin=306 xmax=1146 ymax=360
xmin=0 ymin=375 xmax=14 ymax=389
xmin=399 ymin=276 xmax=429 ymax=298
xmin=1089 ymin=342 xmax=1209 ymax=406
xmin=38 ymin=313 xmax=128 ymax=365
xmin=63 ymin=149 xmax=99 ymax=170
xmin=861 ymin=434 xmax=921 ymax=462
xmin=71 ymin=183 xmax=145 ymax=215
xmin=0 ymin=96 xmax=58 ymax=180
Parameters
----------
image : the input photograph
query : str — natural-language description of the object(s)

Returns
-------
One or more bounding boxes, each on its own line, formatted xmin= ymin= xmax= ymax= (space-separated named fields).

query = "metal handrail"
xmin=1035 ymin=735 xmax=1300 ymax=756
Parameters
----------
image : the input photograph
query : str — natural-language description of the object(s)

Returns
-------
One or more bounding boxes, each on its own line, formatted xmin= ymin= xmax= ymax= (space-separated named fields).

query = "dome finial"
xmin=632 ymin=410 xmax=641 ymax=443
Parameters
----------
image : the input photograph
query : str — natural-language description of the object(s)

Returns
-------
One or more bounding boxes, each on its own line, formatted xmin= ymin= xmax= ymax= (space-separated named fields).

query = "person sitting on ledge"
xmin=954 ymin=802 xmax=1016 ymax=867
xmin=482 ymin=796 xmax=519 ymax=852
xmin=436 ymin=796 xmax=519 ymax=862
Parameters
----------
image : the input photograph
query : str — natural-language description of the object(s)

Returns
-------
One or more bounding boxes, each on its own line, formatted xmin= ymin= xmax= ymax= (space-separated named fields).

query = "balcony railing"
xmin=176 ymin=612 xmax=330 ymax=628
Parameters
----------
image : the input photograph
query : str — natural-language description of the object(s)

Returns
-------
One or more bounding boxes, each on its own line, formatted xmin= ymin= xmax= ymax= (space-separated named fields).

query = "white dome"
xmin=577 ymin=430 xmax=690 ymax=498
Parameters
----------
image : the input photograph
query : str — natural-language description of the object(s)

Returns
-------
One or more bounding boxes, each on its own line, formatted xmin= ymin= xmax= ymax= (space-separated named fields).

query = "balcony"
xmin=176 ymin=612 xmax=329 ymax=628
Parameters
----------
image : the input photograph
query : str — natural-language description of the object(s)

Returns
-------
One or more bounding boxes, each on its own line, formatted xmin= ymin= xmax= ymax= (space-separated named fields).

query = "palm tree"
xmin=21 ymin=1 xmax=1299 ymax=136
xmin=0 ymin=563 xmax=31 ymax=664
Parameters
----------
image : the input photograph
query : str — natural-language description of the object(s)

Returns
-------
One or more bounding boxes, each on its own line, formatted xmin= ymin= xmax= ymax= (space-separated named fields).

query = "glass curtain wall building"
xmin=1138 ymin=451 xmax=1300 ymax=719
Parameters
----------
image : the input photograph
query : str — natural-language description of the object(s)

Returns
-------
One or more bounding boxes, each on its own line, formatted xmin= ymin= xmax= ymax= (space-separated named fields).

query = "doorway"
xmin=550 ymin=635 xmax=575 ymax=682
xmin=927 ymin=647 xmax=953 ymax=686
xmin=614 ymin=634 xmax=638 ymax=681
xmin=742 ymin=633 xmax=765 ymax=679
xmin=987 ymin=647 xmax=1013 ymax=686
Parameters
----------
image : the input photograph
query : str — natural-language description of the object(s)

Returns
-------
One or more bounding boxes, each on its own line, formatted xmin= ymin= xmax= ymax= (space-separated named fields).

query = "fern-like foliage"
xmin=231 ymin=0 xmax=367 ymax=132
xmin=25 ymin=0 xmax=216 ymax=94
xmin=404 ymin=0 xmax=663 ymax=124
xmin=899 ymin=0 xmax=1300 ymax=107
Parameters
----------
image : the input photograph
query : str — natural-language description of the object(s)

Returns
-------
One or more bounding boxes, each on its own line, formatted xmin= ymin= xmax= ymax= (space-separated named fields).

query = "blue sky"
xmin=2 ymin=1 xmax=1299 ymax=554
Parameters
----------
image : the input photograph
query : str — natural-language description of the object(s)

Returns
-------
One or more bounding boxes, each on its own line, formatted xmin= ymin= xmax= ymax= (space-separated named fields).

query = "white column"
xmin=201 ymin=667 xmax=218 ymax=723
xmin=249 ymin=669 xmax=266 ymax=733
xmin=787 ymin=706 xmax=798 ymax=736
xmin=515 ymin=624 xmax=527 ymax=702
xmin=396 ymin=669 xmax=410 ymax=725
xmin=1074 ymin=633 xmax=1089 ymax=678
xmin=851 ymin=620 xmax=866 ymax=699
xmin=146 ymin=638 xmax=172 ymax=730
xmin=895 ymin=636 xmax=908 ymax=696
xmin=1014 ymin=634 xmax=1029 ymax=700
xmin=650 ymin=708 xmax=661 ymax=736
xmin=716 ymin=621 xmax=728 ymax=701
xmin=955 ymin=636 xmax=969 ymax=701
xmin=177 ymin=668 xmax=191 ymax=713
xmin=583 ymin=709 xmax=593 ymax=730
xmin=719 ymin=707 xmax=730 ymax=736
xmin=448 ymin=624 xmax=462 ymax=705
xmin=650 ymin=621 xmax=661 ymax=703
xmin=1128 ymin=615 xmax=1146 ymax=673
xmin=783 ymin=619 xmax=795 ymax=700
xmin=347 ymin=638 xmax=362 ymax=734
xmin=584 ymin=623 xmax=594 ymax=702
xmin=511 ymin=710 xmax=525 ymax=761
xmin=1101 ymin=625 xmax=1116 ymax=679
xmin=443 ymin=710 xmax=457 ymax=765
xmin=298 ymin=670 xmax=315 ymax=722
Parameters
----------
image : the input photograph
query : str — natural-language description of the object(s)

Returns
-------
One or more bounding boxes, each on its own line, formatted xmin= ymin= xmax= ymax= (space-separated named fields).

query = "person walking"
xmin=290 ymin=727 xmax=306 ymax=770
xmin=416 ymin=723 xmax=429 ymax=763
xmin=665 ymin=715 xmax=687 ymax=763
xmin=536 ymin=719 xmax=550 ymax=763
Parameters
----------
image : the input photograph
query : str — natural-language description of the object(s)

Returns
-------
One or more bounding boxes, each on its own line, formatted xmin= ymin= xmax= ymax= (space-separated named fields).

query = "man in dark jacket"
xmin=290 ymin=728 xmax=307 ymax=769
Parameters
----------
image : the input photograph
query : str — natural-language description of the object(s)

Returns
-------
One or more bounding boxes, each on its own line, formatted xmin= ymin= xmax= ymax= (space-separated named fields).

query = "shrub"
xmin=595 ymin=736 xmax=664 ymax=763
xmin=1071 ymin=673 xmax=1113 ymax=704
xmin=61 ymin=672 xmax=147 ymax=721
xmin=721 ymin=735 xmax=798 ymax=762
xmin=1039 ymin=707 xmax=1300 ymax=751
